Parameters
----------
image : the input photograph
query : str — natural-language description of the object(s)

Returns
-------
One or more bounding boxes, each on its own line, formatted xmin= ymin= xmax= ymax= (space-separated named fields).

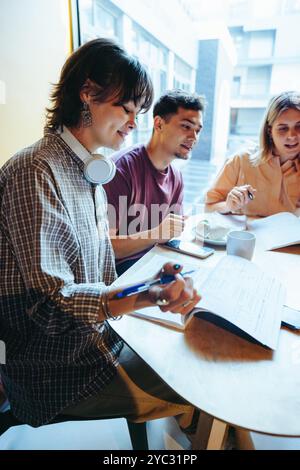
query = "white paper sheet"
xmin=247 ymin=212 xmax=300 ymax=250
xmin=116 ymin=254 xmax=286 ymax=349
xmin=196 ymin=255 xmax=286 ymax=349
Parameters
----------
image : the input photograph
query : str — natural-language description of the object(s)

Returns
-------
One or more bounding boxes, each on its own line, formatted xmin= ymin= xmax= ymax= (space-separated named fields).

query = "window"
xmin=131 ymin=24 xmax=169 ymax=143
xmin=228 ymin=0 xmax=249 ymax=19
xmin=173 ymin=56 xmax=193 ymax=92
xmin=248 ymin=30 xmax=276 ymax=59
xmin=229 ymin=28 xmax=275 ymax=61
xmin=251 ymin=0 xmax=282 ymax=18
xmin=230 ymin=108 xmax=265 ymax=135
xmin=229 ymin=27 xmax=248 ymax=61
xmin=74 ymin=0 xmax=300 ymax=166
xmin=77 ymin=0 xmax=122 ymax=44
xmin=284 ymin=0 xmax=300 ymax=13
xmin=242 ymin=66 xmax=271 ymax=97
xmin=95 ymin=4 xmax=119 ymax=38
xmin=232 ymin=76 xmax=241 ymax=97
xmin=132 ymin=26 xmax=168 ymax=90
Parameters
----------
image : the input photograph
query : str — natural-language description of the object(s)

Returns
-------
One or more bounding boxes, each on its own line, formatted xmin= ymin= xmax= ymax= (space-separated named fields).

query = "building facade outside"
xmin=75 ymin=0 xmax=300 ymax=163
xmin=226 ymin=0 xmax=300 ymax=155
xmin=76 ymin=0 xmax=199 ymax=148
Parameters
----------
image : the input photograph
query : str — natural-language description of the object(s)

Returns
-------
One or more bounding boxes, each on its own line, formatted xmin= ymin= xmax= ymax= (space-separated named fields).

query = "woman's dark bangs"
xmin=114 ymin=61 xmax=154 ymax=112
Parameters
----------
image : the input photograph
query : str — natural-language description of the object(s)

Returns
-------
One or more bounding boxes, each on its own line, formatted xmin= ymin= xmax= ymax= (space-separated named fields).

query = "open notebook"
xmin=123 ymin=254 xmax=286 ymax=350
xmin=247 ymin=212 xmax=300 ymax=250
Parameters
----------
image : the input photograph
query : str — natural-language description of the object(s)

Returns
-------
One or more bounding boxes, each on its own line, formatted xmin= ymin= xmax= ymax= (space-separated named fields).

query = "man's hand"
xmin=152 ymin=214 xmax=186 ymax=243
xmin=148 ymin=262 xmax=201 ymax=316
xmin=225 ymin=185 xmax=256 ymax=213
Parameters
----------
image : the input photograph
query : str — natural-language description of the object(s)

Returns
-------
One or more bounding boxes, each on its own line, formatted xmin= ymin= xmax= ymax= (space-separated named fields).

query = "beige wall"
xmin=0 ymin=0 xmax=71 ymax=166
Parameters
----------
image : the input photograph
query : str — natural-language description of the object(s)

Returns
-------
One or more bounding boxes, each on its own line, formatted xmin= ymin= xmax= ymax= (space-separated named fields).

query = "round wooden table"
xmin=111 ymin=242 xmax=300 ymax=449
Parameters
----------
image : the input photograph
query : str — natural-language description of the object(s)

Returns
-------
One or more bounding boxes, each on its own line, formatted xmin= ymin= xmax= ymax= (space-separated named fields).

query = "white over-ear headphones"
xmin=83 ymin=154 xmax=116 ymax=184
xmin=59 ymin=126 xmax=116 ymax=185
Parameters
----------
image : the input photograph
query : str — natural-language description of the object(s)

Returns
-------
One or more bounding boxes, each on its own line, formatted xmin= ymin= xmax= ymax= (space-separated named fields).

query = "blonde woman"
xmin=205 ymin=91 xmax=300 ymax=216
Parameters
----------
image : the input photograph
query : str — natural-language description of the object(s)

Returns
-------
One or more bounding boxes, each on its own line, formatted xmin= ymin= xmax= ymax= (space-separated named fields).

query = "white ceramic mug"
xmin=226 ymin=230 xmax=256 ymax=261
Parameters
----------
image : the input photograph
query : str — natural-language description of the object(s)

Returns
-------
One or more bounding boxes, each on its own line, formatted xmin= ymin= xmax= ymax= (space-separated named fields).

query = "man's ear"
xmin=153 ymin=116 xmax=164 ymax=132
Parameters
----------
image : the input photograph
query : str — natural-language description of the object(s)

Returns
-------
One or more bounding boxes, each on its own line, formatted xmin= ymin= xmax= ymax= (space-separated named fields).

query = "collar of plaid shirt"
xmin=59 ymin=126 xmax=93 ymax=164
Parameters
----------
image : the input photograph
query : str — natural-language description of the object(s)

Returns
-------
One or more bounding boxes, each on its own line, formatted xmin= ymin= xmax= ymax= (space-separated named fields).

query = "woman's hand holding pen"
xmin=225 ymin=184 xmax=256 ymax=213
xmin=148 ymin=262 xmax=201 ymax=316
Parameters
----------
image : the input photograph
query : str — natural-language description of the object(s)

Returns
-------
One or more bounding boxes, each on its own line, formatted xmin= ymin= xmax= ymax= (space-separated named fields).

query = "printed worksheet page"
xmin=195 ymin=255 xmax=286 ymax=349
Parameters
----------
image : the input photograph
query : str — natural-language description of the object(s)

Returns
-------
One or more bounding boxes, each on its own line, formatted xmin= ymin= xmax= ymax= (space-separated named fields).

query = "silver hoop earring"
xmin=82 ymin=102 xmax=92 ymax=127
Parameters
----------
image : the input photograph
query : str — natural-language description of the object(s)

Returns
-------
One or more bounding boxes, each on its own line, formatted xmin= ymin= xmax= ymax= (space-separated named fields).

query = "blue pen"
xmin=115 ymin=270 xmax=196 ymax=299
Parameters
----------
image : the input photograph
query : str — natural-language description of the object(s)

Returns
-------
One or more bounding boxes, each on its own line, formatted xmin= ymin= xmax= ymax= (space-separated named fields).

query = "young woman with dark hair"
xmin=0 ymin=39 xmax=199 ymax=430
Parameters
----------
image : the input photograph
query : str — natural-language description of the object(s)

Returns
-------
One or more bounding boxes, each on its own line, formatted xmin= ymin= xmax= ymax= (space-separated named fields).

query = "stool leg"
xmin=192 ymin=411 xmax=228 ymax=450
xmin=126 ymin=420 xmax=148 ymax=450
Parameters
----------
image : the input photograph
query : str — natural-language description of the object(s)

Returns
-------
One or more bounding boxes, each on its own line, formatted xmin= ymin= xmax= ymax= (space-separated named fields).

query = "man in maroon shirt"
xmin=104 ymin=89 xmax=205 ymax=275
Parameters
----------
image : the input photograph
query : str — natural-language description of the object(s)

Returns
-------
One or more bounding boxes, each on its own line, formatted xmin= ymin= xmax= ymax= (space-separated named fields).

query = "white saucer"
xmin=194 ymin=227 xmax=227 ymax=246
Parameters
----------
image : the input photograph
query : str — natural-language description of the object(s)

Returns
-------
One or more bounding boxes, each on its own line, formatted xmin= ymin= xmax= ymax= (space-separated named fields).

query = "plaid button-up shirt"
xmin=0 ymin=129 xmax=123 ymax=426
